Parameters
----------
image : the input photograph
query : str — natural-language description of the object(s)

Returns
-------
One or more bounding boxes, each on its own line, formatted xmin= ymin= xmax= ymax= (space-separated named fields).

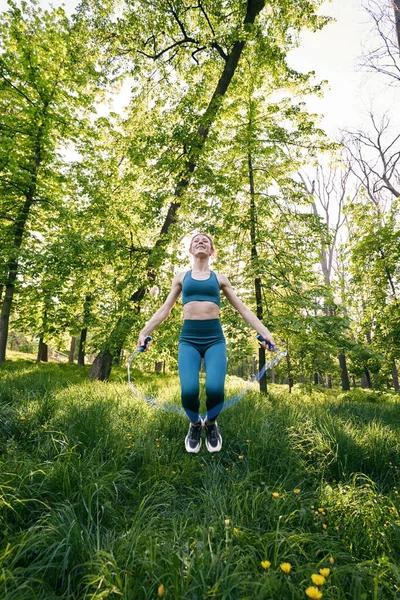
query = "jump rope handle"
xmin=256 ymin=334 xmax=277 ymax=352
xmin=138 ymin=336 xmax=152 ymax=352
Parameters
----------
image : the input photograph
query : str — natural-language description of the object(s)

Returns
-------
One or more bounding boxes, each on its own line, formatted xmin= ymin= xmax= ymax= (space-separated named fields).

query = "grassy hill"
xmin=0 ymin=356 xmax=399 ymax=599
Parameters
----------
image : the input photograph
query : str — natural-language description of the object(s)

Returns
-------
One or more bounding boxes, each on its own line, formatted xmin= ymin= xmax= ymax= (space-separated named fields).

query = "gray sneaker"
xmin=185 ymin=419 xmax=203 ymax=453
xmin=204 ymin=420 xmax=222 ymax=452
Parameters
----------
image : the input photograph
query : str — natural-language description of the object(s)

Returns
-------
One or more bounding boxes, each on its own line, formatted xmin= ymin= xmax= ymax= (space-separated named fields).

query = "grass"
xmin=0 ymin=357 xmax=400 ymax=599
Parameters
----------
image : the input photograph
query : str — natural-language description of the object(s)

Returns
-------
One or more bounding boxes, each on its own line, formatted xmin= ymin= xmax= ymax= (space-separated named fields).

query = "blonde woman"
xmin=138 ymin=233 xmax=275 ymax=453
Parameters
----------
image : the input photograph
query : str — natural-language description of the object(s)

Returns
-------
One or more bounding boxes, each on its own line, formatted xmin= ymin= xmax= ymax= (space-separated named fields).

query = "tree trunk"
xmin=78 ymin=328 xmax=87 ymax=366
xmin=394 ymin=0 xmax=400 ymax=51
xmin=248 ymin=148 xmax=267 ymax=394
xmin=361 ymin=371 xmax=372 ymax=388
xmin=314 ymin=373 xmax=319 ymax=386
xmin=89 ymin=0 xmax=266 ymax=380
xmin=36 ymin=338 xmax=48 ymax=363
xmin=286 ymin=345 xmax=293 ymax=393
xmin=326 ymin=374 xmax=332 ymax=389
xmin=89 ymin=350 xmax=113 ymax=381
xmin=69 ymin=336 xmax=76 ymax=363
xmin=392 ymin=362 xmax=399 ymax=392
xmin=339 ymin=351 xmax=350 ymax=391
xmin=0 ymin=120 xmax=45 ymax=363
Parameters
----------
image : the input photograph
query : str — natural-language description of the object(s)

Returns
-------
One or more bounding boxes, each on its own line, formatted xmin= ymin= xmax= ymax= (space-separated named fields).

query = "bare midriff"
xmin=183 ymin=301 xmax=220 ymax=320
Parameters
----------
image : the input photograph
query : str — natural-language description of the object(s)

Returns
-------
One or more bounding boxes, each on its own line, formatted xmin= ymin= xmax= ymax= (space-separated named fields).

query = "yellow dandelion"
xmin=233 ymin=527 xmax=239 ymax=535
xmin=261 ymin=560 xmax=271 ymax=570
xmin=19 ymin=417 xmax=25 ymax=421
xmin=319 ymin=568 xmax=330 ymax=578
xmin=238 ymin=455 xmax=244 ymax=460
xmin=311 ymin=574 xmax=326 ymax=586
xmin=272 ymin=492 xmax=280 ymax=498
xmin=318 ymin=508 xmax=324 ymax=514
xmin=158 ymin=584 xmax=165 ymax=597
xmin=280 ymin=562 xmax=291 ymax=574
xmin=224 ymin=519 xmax=230 ymax=525
xmin=294 ymin=488 xmax=301 ymax=494
xmin=322 ymin=523 xmax=327 ymax=530
xmin=305 ymin=586 xmax=323 ymax=599
xmin=329 ymin=556 xmax=335 ymax=564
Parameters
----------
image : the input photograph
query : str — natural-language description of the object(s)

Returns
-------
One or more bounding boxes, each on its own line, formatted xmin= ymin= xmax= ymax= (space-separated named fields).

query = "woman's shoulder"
xmin=173 ymin=270 xmax=190 ymax=285
xmin=212 ymin=271 xmax=229 ymax=286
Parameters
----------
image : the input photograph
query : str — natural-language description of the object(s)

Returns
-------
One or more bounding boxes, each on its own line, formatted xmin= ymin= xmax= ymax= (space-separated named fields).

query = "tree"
xmin=0 ymin=1 xmax=106 ymax=362
xmin=90 ymin=0 xmax=332 ymax=379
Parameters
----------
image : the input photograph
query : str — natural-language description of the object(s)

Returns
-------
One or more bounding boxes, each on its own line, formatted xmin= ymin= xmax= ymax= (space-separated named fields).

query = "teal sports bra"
xmin=182 ymin=270 xmax=221 ymax=307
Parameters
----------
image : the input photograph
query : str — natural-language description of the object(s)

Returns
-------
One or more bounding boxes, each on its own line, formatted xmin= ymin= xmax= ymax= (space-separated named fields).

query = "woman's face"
xmin=190 ymin=234 xmax=214 ymax=257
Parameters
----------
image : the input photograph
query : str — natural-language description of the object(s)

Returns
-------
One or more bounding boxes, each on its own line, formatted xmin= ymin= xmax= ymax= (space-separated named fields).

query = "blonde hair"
xmin=189 ymin=232 xmax=217 ymax=257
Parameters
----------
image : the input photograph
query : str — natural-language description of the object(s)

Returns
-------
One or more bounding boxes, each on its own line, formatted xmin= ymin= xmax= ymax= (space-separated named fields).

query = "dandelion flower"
xmin=224 ymin=519 xmax=230 ymax=525
xmin=318 ymin=508 xmax=325 ymax=514
xmin=238 ymin=455 xmax=244 ymax=460
xmin=311 ymin=574 xmax=326 ymax=586
xmin=261 ymin=560 xmax=271 ymax=570
xmin=305 ymin=586 xmax=323 ymax=599
xmin=158 ymin=584 xmax=165 ymax=597
xmin=319 ymin=568 xmax=330 ymax=578
xmin=272 ymin=492 xmax=280 ymax=498
xmin=19 ymin=417 xmax=25 ymax=421
xmin=322 ymin=523 xmax=327 ymax=530
xmin=233 ymin=527 xmax=239 ymax=535
xmin=329 ymin=556 xmax=335 ymax=564
xmin=280 ymin=562 xmax=291 ymax=574
xmin=294 ymin=488 xmax=301 ymax=494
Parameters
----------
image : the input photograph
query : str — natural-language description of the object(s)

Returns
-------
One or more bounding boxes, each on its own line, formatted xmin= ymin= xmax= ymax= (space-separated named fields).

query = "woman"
xmin=137 ymin=233 xmax=275 ymax=454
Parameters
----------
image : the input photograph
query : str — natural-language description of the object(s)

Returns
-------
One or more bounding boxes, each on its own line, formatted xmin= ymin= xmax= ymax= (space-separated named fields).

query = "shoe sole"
xmin=185 ymin=436 xmax=202 ymax=453
xmin=205 ymin=438 xmax=222 ymax=453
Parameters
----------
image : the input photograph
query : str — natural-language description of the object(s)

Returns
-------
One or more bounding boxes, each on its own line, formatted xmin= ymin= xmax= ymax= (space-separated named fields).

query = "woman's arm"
xmin=138 ymin=272 xmax=183 ymax=349
xmin=219 ymin=273 xmax=275 ymax=347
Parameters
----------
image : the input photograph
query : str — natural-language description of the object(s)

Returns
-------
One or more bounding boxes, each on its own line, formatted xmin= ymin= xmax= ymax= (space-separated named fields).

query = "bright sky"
xmin=1 ymin=0 xmax=399 ymax=136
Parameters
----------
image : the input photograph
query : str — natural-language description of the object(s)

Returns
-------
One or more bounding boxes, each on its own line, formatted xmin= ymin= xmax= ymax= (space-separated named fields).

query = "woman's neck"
xmin=192 ymin=257 xmax=210 ymax=272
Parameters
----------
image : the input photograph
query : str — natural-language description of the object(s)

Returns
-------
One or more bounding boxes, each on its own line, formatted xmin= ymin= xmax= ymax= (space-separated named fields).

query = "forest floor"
xmin=1 ymin=356 xmax=400 ymax=599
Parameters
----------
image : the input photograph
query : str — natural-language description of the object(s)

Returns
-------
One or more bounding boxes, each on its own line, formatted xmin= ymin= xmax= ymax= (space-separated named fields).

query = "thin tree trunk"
xmin=0 ymin=120 xmax=45 ymax=363
xmin=392 ymin=362 xmax=399 ymax=392
xmin=248 ymin=148 xmax=266 ymax=394
xmin=394 ymin=0 xmax=400 ymax=51
xmin=339 ymin=351 xmax=350 ymax=391
xmin=286 ymin=343 xmax=293 ymax=393
xmin=69 ymin=336 xmax=76 ymax=363
xmin=326 ymin=374 xmax=332 ymax=389
xmin=89 ymin=0 xmax=266 ymax=380
xmin=78 ymin=328 xmax=87 ymax=366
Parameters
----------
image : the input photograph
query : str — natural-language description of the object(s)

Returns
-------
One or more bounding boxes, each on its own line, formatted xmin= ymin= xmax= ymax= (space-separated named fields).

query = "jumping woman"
xmin=137 ymin=233 xmax=275 ymax=454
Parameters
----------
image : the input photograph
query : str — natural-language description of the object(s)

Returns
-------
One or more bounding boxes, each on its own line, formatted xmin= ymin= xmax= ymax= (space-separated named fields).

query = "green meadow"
xmin=1 ymin=357 xmax=400 ymax=599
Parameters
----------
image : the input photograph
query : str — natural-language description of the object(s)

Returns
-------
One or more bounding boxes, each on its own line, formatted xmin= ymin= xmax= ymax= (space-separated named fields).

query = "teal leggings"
xmin=178 ymin=319 xmax=227 ymax=422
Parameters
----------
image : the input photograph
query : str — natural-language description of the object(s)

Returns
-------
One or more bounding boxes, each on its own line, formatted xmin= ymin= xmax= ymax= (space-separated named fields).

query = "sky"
xmin=0 ymin=0 xmax=399 ymax=137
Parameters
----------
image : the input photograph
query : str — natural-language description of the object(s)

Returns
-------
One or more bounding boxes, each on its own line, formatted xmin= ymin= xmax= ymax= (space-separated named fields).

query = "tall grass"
xmin=0 ymin=358 xmax=399 ymax=598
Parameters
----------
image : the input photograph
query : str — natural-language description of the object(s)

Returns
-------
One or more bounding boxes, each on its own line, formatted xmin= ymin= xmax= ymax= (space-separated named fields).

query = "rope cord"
xmin=127 ymin=339 xmax=287 ymax=421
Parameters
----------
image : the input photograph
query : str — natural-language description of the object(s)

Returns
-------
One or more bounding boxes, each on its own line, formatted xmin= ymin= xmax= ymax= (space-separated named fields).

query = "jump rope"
xmin=127 ymin=334 xmax=287 ymax=422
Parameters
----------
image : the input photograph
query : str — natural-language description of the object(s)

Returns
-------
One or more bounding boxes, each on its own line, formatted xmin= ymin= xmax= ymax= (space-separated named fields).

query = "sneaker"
xmin=185 ymin=419 xmax=203 ymax=453
xmin=204 ymin=420 xmax=222 ymax=452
